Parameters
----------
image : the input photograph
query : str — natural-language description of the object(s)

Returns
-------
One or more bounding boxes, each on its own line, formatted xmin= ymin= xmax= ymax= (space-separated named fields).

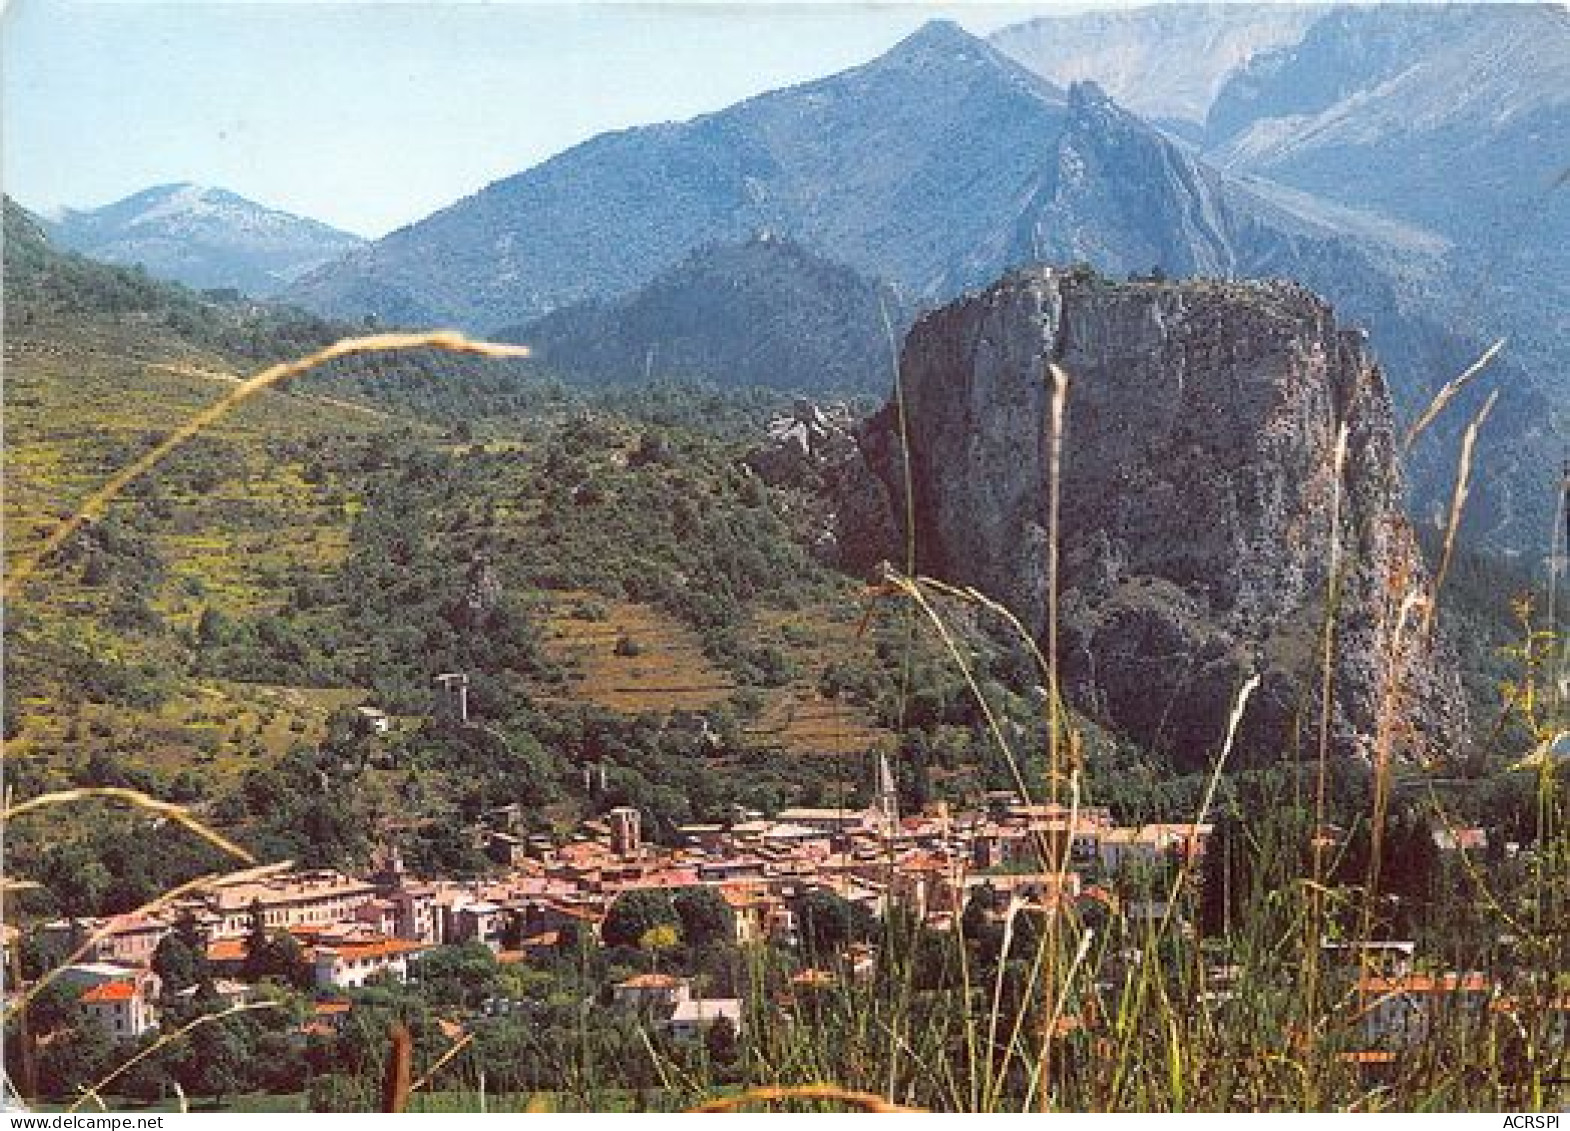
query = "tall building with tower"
xmin=609 ymin=806 xmax=642 ymax=858
xmin=871 ymin=752 xmax=900 ymax=836
xmin=435 ymin=672 xmax=470 ymax=725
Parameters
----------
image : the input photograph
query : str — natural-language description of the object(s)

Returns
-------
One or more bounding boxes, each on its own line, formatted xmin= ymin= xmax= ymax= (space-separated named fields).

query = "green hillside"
xmin=3 ymin=208 xmax=955 ymax=913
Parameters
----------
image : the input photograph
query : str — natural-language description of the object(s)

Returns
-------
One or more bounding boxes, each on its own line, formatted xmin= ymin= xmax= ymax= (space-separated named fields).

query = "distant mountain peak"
xmin=872 ymin=17 xmax=1063 ymax=95
xmin=141 ymin=181 xmax=215 ymax=197
xmin=505 ymin=235 xmax=908 ymax=395
xmin=48 ymin=184 xmax=363 ymax=297
xmin=989 ymin=4 xmax=1324 ymax=124
xmin=101 ymin=182 xmax=234 ymax=213
xmin=891 ymin=18 xmax=981 ymax=53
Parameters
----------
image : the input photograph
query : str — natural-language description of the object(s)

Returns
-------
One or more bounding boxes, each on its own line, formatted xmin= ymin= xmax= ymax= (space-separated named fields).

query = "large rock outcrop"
xmin=859 ymin=266 xmax=1465 ymax=768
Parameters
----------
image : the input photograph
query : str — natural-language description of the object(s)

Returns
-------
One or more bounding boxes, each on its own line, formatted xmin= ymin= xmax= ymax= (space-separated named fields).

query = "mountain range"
xmin=284 ymin=20 xmax=1451 ymax=333
xmin=992 ymin=3 xmax=1567 ymax=551
xmin=42 ymin=183 xmax=365 ymax=298
xmin=993 ymin=5 xmax=1568 ymax=424
xmin=26 ymin=10 xmax=1566 ymax=550
xmin=275 ymin=15 xmax=1560 ymax=549
xmin=1202 ymin=4 xmax=1569 ymax=246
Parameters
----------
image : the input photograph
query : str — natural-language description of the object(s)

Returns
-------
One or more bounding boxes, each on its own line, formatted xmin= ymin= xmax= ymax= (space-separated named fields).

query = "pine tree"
xmin=241 ymin=899 xmax=270 ymax=982
xmin=153 ymin=911 xmax=212 ymax=1006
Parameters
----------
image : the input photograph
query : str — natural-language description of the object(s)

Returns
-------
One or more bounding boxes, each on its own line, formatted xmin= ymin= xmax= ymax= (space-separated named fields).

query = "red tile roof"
xmin=207 ymin=938 xmax=248 ymax=963
xmin=542 ymin=901 xmax=602 ymax=923
xmin=319 ymin=938 xmax=424 ymax=961
xmin=81 ymin=980 xmax=138 ymax=1004
xmin=719 ymin=884 xmax=776 ymax=909
xmin=1360 ymin=973 xmax=1490 ymax=996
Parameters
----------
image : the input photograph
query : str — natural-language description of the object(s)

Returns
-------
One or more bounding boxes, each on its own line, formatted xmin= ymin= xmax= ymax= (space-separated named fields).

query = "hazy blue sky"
xmin=4 ymin=1 xmax=1123 ymax=236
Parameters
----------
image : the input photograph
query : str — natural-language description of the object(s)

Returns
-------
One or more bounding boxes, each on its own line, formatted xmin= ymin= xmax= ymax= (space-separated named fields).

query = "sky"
xmin=2 ymin=0 xmax=1128 ymax=237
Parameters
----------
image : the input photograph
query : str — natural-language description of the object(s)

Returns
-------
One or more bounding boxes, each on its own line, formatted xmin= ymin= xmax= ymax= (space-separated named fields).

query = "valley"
xmin=3 ymin=3 xmax=1566 ymax=1115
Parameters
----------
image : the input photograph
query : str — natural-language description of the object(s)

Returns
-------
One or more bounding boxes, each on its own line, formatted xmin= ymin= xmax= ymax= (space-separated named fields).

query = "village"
xmin=22 ymin=748 xmax=1549 ymax=1077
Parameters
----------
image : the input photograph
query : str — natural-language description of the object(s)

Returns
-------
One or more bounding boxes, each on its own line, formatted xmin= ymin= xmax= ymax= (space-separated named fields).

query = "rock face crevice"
xmin=859 ymin=267 xmax=1464 ymax=768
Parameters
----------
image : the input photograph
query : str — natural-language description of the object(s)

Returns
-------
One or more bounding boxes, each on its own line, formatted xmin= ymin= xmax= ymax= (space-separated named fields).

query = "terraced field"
xmin=744 ymin=605 xmax=894 ymax=757
xmin=537 ymin=590 xmax=736 ymax=713
xmin=536 ymin=588 xmax=894 ymax=759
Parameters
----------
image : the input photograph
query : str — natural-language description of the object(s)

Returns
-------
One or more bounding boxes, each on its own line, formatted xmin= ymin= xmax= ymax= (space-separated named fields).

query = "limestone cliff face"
xmin=860 ymin=267 xmax=1464 ymax=768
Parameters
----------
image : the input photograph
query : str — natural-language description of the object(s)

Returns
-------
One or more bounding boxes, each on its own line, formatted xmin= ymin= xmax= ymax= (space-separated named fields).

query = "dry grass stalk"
xmin=1358 ymin=586 xmax=1427 ymax=966
xmin=1156 ymin=673 xmax=1262 ymax=947
xmin=1306 ymin=424 xmax=1350 ymax=1015
xmin=877 ymin=566 xmax=1091 ymax=1108
xmin=877 ymin=295 xmax=923 ymax=766
xmin=984 ymin=918 xmax=1050 ymax=1109
xmin=409 ymin=1030 xmax=476 ymax=1095
xmin=1314 ymin=424 xmax=1351 ymax=837
xmin=1044 ymin=362 xmax=1070 ymax=807
xmin=72 ymin=1087 xmax=107 ymax=1111
xmin=1549 ymin=467 xmax=1570 ymax=720
xmin=68 ymin=1001 xmax=280 ymax=1110
xmin=1400 ymin=339 xmax=1505 ymax=454
xmin=985 ymin=895 xmax=1028 ymax=1080
xmin=1038 ymin=361 xmax=1070 ymax=1110
xmin=878 ymin=297 xmax=917 ymax=580
xmin=3 ymin=330 xmax=529 ymax=601
xmin=909 ymin=578 xmax=1081 ymax=828
xmin=1093 ymin=673 xmax=1263 ymax=1109
xmin=1423 ymin=389 xmax=1499 ymax=638
xmin=687 ymin=1083 xmax=921 ymax=1112
xmin=382 ymin=1021 xmax=415 ymax=1112
xmin=915 ymin=575 xmax=1091 ymax=872
xmin=916 ymin=578 xmax=1054 ymax=720
xmin=3 ymin=786 xmax=257 ymax=865
xmin=1021 ymin=925 xmax=1096 ymax=1113
xmin=879 ymin=571 xmax=1034 ymax=808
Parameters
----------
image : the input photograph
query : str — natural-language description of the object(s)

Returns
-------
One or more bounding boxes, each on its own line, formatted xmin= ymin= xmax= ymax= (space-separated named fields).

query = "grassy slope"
xmin=4 ymin=313 xmax=383 ymax=779
xmin=3 ymin=206 xmax=896 ymax=812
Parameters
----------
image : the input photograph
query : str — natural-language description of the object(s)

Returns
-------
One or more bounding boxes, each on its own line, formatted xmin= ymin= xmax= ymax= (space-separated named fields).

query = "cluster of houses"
xmin=22 ymin=761 xmax=1555 ymax=1060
